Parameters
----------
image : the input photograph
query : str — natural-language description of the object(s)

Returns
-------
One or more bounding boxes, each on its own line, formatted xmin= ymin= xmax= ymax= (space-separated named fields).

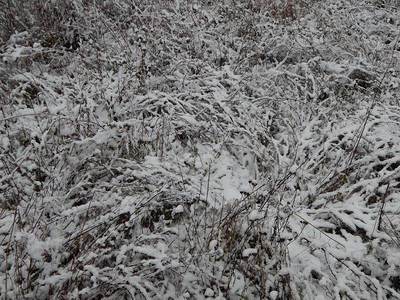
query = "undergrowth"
xmin=1 ymin=0 xmax=400 ymax=299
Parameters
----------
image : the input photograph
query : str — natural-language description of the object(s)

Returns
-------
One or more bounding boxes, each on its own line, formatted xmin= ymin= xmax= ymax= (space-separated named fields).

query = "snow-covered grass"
xmin=1 ymin=0 xmax=400 ymax=299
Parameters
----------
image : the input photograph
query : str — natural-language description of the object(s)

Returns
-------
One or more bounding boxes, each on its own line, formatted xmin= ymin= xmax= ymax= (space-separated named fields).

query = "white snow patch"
xmin=1 ymin=137 xmax=10 ymax=150
xmin=270 ymin=291 xmax=278 ymax=300
xmin=173 ymin=205 xmax=184 ymax=214
xmin=209 ymin=240 xmax=218 ymax=251
xmin=243 ymin=248 xmax=257 ymax=257
xmin=320 ymin=61 xmax=346 ymax=73
xmin=229 ymin=270 xmax=245 ymax=295
xmin=249 ymin=210 xmax=264 ymax=221
xmin=204 ymin=288 xmax=214 ymax=297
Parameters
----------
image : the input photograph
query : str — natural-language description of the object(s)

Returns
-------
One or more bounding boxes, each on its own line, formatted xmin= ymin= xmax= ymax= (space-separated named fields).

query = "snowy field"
xmin=1 ymin=0 xmax=400 ymax=299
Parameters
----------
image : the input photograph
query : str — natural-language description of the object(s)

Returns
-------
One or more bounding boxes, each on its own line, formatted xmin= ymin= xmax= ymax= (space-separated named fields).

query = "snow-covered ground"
xmin=1 ymin=0 xmax=400 ymax=299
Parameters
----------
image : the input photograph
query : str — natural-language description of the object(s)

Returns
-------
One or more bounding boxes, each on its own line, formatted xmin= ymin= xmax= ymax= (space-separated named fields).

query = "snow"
xmin=1 ymin=0 xmax=400 ymax=299
xmin=204 ymin=288 xmax=214 ymax=297
xmin=242 ymin=248 xmax=257 ymax=257
xmin=209 ymin=239 xmax=218 ymax=251
xmin=229 ymin=270 xmax=245 ymax=297
xmin=320 ymin=61 xmax=346 ymax=74
xmin=270 ymin=291 xmax=278 ymax=300
xmin=173 ymin=205 xmax=184 ymax=214
xmin=249 ymin=210 xmax=264 ymax=221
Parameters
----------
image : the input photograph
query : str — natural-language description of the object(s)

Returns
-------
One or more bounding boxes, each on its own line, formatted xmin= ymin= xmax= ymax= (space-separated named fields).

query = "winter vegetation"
xmin=1 ymin=0 xmax=400 ymax=299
